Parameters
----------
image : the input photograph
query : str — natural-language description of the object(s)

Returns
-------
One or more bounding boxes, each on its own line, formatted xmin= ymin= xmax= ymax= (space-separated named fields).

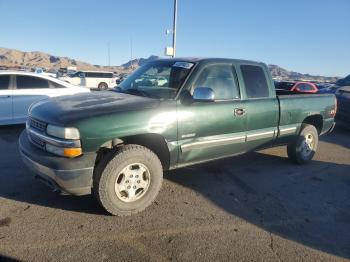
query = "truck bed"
xmin=276 ymin=92 xmax=335 ymax=136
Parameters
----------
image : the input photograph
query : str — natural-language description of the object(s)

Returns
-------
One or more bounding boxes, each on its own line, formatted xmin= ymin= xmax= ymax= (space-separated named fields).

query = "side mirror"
xmin=192 ymin=87 xmax=215 ymax=102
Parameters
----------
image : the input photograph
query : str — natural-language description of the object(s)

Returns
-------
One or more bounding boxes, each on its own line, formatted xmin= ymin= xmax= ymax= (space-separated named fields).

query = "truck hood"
xmin=29 ymin=91 xmax=160 ymax=125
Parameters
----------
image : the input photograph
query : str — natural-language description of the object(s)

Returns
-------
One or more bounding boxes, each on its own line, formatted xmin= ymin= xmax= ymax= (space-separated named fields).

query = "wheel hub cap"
xmin=300 ymin=133 xmax=314 ymax=157
xmin=114 ymin=163 xmax=150 ymax=202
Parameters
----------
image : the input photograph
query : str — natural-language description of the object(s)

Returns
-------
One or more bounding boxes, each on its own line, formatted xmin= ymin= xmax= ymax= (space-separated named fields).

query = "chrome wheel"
xmin=300 ymin=133 xmax=314 ymax=157
xmin=114 ymin=163 xmax=151 ymax=203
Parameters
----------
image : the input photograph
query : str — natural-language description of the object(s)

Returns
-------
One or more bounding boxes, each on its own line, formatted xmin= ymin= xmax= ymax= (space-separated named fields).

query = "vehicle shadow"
xmin=320 ymin=125 xmax=350 ymax=149
xmin=165 ymin=151 xmax=350 ymax=259
xmin=0 ymin=125 xmax=349 ymax=258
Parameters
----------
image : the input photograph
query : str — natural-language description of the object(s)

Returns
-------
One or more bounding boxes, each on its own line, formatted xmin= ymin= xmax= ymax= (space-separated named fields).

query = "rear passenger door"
xmin=13 ymin=75 xmax=55 ymax=123
xmin=0 ymin=75 xmax=13 ymax=123
xmin=238 ymin=64 xmax=279 ymax=150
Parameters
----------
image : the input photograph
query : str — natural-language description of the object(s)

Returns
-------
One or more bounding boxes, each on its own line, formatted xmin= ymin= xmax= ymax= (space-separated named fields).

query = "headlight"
xmin=46 ymin=125 xmax=80 ymax=139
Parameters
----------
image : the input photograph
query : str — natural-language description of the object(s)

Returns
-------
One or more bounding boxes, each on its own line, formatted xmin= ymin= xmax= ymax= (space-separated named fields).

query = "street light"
xmin=172 ymin=0 xmax=177 ymax=57
xmin=165 ymin=0 xmax=178 ymax=57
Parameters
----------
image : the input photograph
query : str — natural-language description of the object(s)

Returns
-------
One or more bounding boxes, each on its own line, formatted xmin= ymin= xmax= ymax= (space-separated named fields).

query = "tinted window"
xmin=241 ymin=65 xmax=269 ymax=98
xmin=72 ymin=72 xmax=85 ymax=78
xmin=297 ymin=83 xmax=313 ymax=91
xmin=0 ymin=75 xmax=10 ymax=90
xmin=16 ymin=75 xmax=49 ymax=89
xmin=86 ymin=72 xmax=113 ymax=78
xmin=195 ymin=64 xmax=239 ymax=100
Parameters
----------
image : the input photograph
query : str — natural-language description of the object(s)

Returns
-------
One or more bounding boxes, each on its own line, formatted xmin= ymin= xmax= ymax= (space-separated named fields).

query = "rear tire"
xmin=93 ymin=145 xmax=163 ymax=216
xmin=98 ymin=82 xmax=108 ymax=90
xmin=287 ymin=124 xmax=318 ymax=164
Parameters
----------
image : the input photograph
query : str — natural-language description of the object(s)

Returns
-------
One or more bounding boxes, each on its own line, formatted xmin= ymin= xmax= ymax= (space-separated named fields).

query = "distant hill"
xmin=0 ymin=47 xmax=127 ymax=73
xmin=121 ymin=55 xmax=159 ymax=69
xmin=268 ymin=64 xmax=339 ymax=83
xmin=0 ymin=47 xmax=341 ymax=81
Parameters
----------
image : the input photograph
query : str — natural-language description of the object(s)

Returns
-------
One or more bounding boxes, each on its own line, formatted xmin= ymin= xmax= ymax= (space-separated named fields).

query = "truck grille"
xmin=29 ymin=133 xmax=46 ymax=149
xmin=28 ymin=117 xmax=47 ymax=132
xmin=27 ymin=117 xmax=47 ymax=150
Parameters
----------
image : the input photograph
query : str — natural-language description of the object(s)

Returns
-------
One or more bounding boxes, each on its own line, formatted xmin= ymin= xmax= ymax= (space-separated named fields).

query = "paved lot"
xmin=0 ymin=125 xmax=349 ymax=261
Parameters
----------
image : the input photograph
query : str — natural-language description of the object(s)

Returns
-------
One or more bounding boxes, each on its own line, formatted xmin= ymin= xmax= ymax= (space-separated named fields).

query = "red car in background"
xmin=290 ymin=82 xmax=318 ymax=93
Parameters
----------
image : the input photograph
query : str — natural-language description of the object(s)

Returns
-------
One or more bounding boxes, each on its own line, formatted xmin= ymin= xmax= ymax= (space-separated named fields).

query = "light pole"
xmin=172 ymin=0 xmax=178 ymax=57
xmin=165 ymin=0 xmax=178 ymax=57
xmin=107 ymin=42 xmax=111 ymax=67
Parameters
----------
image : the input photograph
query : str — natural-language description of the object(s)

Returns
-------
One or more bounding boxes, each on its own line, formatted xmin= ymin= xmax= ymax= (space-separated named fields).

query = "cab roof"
xmin=151 ymin=57 xmax=265 ymax=66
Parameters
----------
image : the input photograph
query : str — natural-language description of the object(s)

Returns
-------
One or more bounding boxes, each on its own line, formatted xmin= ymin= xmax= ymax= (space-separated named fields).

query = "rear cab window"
xmin=240 ymin=65 xmax=270 ymax=99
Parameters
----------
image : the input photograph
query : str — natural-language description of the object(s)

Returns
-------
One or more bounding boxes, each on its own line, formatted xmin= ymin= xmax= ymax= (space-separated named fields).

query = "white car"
xmin=59 ymin=71 xmax=117 ymax=90
xmin=0 ymin=71 xmax=90 ymax=125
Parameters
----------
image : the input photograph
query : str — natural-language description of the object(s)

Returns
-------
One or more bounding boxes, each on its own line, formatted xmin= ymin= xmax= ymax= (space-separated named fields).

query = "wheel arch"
xmin=302 ymin=114 xmax=323 ymax=134
xmin=96 ymin=133 xmax=171 ymax=170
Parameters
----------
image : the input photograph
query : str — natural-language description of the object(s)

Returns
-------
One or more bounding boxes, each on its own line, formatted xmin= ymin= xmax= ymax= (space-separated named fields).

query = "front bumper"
xmin=19 ymin=131 xmax=96 ymax=196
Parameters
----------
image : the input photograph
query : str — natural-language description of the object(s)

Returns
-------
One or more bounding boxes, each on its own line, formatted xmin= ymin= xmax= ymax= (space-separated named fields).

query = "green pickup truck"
xmin=19 ymin=58 xmax=336 ymax=216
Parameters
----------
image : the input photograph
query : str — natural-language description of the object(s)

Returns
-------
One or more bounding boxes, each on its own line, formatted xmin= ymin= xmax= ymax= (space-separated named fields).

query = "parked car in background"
xmin=335 ymin=86 xmax=350 ymax=128
xmin=317 ymin=84 xmax=339 ymax=94
xmin=274 ymin=81 xmax=295 ymax=91
xmin=115 ymin=73 xmax=129 ymax=85
xmin=336 ymin=74 xmax=350 ymax=87
xmin=0 ymin=71 xmax=90 ymax=125
xmin=290 ymin=82 xmax=318 ymax=93
xmin=19 ymin=58 xmax=336 ymax=216
xmin=60 ymin=71 xmax=117 ymax=90
xmin=34 ymin=67 xmax=56 ymax=78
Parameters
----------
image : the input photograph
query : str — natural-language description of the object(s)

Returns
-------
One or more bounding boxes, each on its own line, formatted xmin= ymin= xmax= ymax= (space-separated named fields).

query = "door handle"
xmin=0 ymin=95 xmax=11 ymax=99
xmin=234 ymin=108 xmax=246 ymax=116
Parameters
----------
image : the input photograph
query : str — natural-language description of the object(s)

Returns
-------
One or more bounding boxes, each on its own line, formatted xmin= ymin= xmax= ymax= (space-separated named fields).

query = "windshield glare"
xmin=117 ymin=61 xmax=194 ymax=99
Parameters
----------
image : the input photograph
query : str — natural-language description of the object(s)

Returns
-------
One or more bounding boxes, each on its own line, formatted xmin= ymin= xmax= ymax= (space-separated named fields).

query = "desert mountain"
xmin=0 ymin=47 xmax=340 ymax=81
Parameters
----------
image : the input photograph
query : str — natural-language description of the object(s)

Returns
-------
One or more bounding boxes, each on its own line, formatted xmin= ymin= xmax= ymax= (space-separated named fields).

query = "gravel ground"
xmin=0 ymin=125 xmax=349 ymax=262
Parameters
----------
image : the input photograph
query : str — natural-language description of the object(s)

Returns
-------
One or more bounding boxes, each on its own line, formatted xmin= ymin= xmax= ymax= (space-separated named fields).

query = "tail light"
xmin=329 ymin=97 xmax=337 ymax=117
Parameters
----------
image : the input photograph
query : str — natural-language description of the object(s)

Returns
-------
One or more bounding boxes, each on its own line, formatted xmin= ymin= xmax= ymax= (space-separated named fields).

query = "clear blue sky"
xmin=0 ymin=0 xmax=349 ymax=77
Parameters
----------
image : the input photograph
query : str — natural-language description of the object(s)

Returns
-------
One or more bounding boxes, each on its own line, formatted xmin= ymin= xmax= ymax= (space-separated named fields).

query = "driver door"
xmin=177 ymin=63 xmax=247 ymax=165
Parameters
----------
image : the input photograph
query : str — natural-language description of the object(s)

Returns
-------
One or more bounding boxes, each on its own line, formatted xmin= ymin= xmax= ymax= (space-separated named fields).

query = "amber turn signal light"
xmin=63 ymin=148 xmax=82 ymax=158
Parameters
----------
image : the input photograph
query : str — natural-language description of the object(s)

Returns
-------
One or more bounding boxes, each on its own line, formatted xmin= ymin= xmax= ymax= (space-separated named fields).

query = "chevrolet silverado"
xmin=19 ymin=58 xmax=336 ymax=215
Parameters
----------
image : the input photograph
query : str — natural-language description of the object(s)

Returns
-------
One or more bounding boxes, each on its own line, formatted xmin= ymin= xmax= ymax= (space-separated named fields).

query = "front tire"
xmin=93 ymin=145 xmax=163 ymax=216
xmin=287 ymin=124 xmax=319 ymax=164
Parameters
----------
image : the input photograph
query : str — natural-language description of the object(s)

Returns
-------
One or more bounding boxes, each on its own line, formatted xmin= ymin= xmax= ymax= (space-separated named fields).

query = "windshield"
xmin=117 ymin=61 xmax=194 ymax=99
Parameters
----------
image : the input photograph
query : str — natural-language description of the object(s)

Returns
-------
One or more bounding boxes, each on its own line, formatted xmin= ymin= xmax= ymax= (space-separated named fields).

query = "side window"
xmin=16 ymin=75 xmax=50 ymax=89
xmin=0 ymin=75 xmax=10 ymax=90
xmin=194 ymin=64 xmax=239 ymax=100
xmin=50 ymin=81 xmax=66 ymax=88
xmin=105 ymin=73 xmax=113 ymax=78
xmin=241 ymin=65 xmax=269 ymax=98
xmin=78 ymin=72 xmax=85 ymax=78
xmin=298 ymin=83 xmax=313 ymax=91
